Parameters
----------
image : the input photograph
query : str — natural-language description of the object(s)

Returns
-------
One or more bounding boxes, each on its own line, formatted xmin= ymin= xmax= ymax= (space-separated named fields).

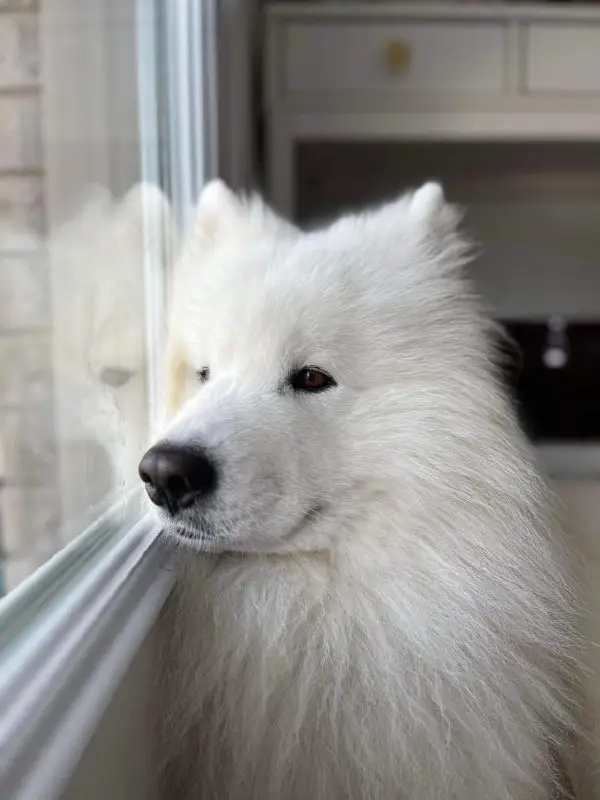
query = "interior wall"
xmin=296 ymin=141 xmax=600 ymax=320
xmin=554 ymin=480 xmax=600 ymax=800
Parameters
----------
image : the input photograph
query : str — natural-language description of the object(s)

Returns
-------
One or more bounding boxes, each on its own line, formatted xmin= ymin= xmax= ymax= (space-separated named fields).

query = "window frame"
xmin=0 ymin=507 xmax=171 ymax=799
xmin=0 ymin=1 xmax=219 ymax=796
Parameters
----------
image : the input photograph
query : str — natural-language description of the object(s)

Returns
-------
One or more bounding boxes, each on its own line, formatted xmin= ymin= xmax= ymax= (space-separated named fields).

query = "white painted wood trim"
xmin=268 ymin=2 xmax=600 ymax=23
xmin=217 ymin=0 xmax=258 ymax=190
xmin=0 ymin=509 xmax=174 ymax=800
xmin=287 ymin=111 xmax=600 ymax=142
xmin=163 ymin=0 xmax=219 ymax=227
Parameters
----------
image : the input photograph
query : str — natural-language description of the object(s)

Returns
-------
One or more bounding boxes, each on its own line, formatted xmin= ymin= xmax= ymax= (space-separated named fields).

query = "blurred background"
xmin=1 ymin=0 xmax=600 ymax=796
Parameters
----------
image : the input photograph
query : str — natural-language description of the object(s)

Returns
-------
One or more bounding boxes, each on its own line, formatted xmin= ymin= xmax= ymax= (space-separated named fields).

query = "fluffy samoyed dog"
xmin=141 ymin=181 xmax=580 ymax=799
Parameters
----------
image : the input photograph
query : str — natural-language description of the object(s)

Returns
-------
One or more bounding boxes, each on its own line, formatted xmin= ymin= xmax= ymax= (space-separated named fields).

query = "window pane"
xmin=0 ymin=0 xmax=178 ymax=595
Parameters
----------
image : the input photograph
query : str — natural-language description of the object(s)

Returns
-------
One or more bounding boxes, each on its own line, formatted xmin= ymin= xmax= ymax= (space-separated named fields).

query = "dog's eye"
xmin=196 ymin=367 xmax=210 ymax=384
xmin=99 ymin=367 xmax=135 ymax=388
xmin=290 ymin=367 xmax=336 ymax=393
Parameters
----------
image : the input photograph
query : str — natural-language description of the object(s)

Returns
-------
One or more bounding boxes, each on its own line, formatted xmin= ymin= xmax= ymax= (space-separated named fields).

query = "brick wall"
xmin=0 ymin=0 xmax=60 ymax=593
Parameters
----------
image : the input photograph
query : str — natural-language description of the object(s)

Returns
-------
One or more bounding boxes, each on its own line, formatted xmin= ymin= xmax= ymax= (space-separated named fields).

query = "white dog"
xmin=143 ymin=181 xmax=581 ymax=799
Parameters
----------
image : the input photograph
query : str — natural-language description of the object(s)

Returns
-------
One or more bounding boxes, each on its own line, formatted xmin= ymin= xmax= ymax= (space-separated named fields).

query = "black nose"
xmin=138 ymin=443 xmax=217 ymax=514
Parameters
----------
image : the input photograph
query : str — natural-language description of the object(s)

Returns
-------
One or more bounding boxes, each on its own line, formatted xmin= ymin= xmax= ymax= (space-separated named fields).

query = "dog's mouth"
xmin=162 ymin=502 xmax=327 ymax=552
xmin=159 ymin=518 xmax=218 ymax=550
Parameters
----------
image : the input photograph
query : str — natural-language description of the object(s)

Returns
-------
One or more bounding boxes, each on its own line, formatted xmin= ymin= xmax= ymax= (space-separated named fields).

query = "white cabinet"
xmin=525 ymin=23 xmax=600 ymax=94
xmin=265 ymin=2 xmax=600 ymax=217
xmin=285 ymin=20 xmax=507 ymax=95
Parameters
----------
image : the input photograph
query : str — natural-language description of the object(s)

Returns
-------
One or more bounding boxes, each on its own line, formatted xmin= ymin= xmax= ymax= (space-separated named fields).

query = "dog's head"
xmin=140 ymin=180 xmax=497 ymax=554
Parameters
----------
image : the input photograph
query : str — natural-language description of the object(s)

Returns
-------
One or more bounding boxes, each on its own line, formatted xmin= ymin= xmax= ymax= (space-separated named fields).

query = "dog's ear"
xmin=113 ymin=182 xmax=178 ymax=263
xmin=408 ymin=182 xmax=461 ymax=234
xmin=90 ymin=183 xmax=179 ymax=377
xmin=192 ymin=179 xmax=297 ymax=250
xmin=194 ymin=179 xmax=240 ymax=242
xmin=406 ymin=182 xmax=469 ymax=271
xmin=409 ymin=182 xmax=445 ymax=222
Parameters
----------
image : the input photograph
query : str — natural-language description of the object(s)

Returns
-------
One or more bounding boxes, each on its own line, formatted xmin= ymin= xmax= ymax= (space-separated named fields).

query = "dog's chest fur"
xmin=159 ymin=552 xmax=563 ymax=800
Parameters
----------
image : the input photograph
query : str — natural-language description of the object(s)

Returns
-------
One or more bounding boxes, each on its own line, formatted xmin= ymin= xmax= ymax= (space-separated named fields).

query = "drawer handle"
xmin=385 ymin=40 xmax=411 ymax=71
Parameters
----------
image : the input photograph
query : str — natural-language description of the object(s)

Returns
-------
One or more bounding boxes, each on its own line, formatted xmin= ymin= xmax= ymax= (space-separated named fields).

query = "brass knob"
xmin=385 ymin=40 xmax=410 ymax=71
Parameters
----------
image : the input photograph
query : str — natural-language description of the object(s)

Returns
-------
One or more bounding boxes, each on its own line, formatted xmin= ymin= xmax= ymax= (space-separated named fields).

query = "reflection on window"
xmin=0 ymin=1 xmax=175 ymax=595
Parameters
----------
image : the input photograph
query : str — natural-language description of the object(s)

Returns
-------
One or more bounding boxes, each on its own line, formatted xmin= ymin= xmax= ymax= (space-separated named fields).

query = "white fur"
xmin=154 ymin=182 xmax=581 ymax=799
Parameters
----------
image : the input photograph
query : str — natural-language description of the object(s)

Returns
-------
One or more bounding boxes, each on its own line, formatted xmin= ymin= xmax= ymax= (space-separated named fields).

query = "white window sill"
xmin=0 ymin=501 xmax=173 ymax=800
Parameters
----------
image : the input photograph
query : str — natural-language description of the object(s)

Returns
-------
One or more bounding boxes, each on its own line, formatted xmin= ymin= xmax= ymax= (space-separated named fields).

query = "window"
xmin=0 ymin=0 xmax=217 ymax=596
xmin=0 ymin=0 xmax=224 ymax=794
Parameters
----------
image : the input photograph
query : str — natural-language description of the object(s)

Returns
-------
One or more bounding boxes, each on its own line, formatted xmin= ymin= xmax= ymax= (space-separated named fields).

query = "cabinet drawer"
xmin=525 ymin=23 xmax=600 ymax=93
xmin=284 ymin=21 xmax=507 ymax=95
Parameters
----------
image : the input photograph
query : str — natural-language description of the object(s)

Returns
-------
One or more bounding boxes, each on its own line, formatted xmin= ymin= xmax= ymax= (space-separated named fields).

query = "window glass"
xmin=0 ymin=0 xmax=179 ymax=595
